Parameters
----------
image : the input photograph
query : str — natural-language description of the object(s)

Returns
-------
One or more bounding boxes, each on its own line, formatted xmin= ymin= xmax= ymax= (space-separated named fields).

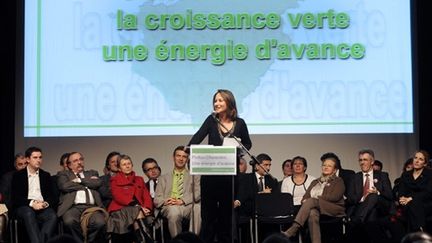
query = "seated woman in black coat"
xmin=398 ymin=150 xmax=432 ymax=232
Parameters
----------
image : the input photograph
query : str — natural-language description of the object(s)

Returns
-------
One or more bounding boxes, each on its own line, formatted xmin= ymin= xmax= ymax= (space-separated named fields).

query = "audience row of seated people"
xmin=0 ymin=146 xmax=201 ymax=243
xmin=234 ymin=149 xmax=432 ymax=243
xmin=0 ymin=146 xmax=431 ymax=243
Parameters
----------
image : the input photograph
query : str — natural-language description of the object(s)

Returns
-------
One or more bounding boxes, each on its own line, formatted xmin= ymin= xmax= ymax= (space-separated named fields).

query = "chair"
xmin=8 ymin=218 xmax=31 ymax=243
xmin=254 ymin=193 xmax=295 ymax=242
xmin=319 ymin=215 xmax=345 ymax=243
xmin=9 ymin=216 xmax=65 ymax=243
xmin=9 ymin=218 xmax=19 ymax=243
xmin=295 ymin=215 xmax=346 ymax=243
xmin=157 ymin=216 xmax=191 ymax=243
xmin=150 ymin=216 xmax=165 ymax=243
xmin=237 ymin=215 xmax=254 ymax=243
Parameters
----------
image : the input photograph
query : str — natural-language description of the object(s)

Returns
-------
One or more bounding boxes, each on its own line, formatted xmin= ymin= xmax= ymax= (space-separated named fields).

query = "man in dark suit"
xmin=141 ymin=157 xmax=163 ymax=240
xmin=11 ymin=147 xmax=57 ymax=243
xmin=57 ymin=152 xmax=107 ymax=243
xmin=235 ymin=153 xmax=279 ymax=216
xmin=347 ymin=149 xmax=393 ymax=223
xmin=98 ymin=151 xmax=120 ymax=208
xmin=234 ymin=153 xmax=279 ymax=242
xmin=0 ymin=153 xmax=27 ymax=209
xmin=142 ymin=157 xmax=161 ymax=200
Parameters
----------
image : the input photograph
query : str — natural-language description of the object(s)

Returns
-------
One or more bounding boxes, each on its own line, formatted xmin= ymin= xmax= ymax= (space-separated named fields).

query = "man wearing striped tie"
xmin=153 ymin=146 xmax=201 ymax=238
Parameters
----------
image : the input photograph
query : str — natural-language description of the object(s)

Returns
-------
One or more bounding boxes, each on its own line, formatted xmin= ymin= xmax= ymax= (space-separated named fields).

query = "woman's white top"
xmin=281 ymin=174 xmax=316 ymax=205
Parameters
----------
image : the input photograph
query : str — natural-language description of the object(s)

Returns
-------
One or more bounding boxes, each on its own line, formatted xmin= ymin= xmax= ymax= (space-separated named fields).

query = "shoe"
xmin=282 ymin=222 xmax=301 ymax=238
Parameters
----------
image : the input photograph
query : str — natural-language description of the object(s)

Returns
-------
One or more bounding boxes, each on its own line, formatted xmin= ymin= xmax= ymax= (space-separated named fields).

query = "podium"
xmin=189 ymin=145 xmax=239 ymax=243
xmin=189 ymin=145 xmax=237 ymax=175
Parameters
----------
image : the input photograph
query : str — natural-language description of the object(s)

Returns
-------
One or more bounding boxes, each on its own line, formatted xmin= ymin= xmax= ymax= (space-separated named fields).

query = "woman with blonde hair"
xmin=282 ymin=156 xmax=345 ymax=243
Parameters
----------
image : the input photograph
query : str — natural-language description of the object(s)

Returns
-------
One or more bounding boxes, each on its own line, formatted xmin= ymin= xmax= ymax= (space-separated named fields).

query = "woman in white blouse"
xmin=281 ymin=156 xmax=316 ymax=214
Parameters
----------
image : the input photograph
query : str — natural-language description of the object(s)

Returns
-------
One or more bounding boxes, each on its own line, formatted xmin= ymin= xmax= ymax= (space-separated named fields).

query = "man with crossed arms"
xmin=57 ymin=152 xmax=107 ymax=243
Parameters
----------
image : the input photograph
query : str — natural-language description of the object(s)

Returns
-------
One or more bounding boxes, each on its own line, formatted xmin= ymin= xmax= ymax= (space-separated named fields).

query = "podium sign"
xmin=189 ymin=145 xmax=237 ymax=175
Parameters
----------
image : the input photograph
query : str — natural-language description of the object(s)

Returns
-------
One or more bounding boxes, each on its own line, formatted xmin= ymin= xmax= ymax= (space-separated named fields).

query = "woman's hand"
xmin=141 ymin=207 xmax=152 ymax=216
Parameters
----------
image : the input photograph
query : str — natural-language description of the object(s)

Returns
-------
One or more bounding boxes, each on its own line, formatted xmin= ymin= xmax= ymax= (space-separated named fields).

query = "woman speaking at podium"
xmin=188 ymin=89 xmax=252 ymax=243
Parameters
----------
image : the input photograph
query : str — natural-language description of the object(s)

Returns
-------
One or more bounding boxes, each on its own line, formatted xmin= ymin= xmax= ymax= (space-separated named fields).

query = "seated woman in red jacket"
xmin=107 ymin=154 xmax=154 ymax=242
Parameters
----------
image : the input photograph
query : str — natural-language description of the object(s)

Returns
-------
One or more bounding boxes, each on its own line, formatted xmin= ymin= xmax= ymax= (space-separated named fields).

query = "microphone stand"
xmin=213 ymin=114 xmax=277 ymax=243
xmin=191 ymin=173 xmax=196 ymax=234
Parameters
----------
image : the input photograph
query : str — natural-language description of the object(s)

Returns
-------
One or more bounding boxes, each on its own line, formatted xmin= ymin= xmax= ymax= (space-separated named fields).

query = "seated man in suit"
xmin=98 ymin=151 xmax=120 ymax=208
xmin=0 ymin=152 xmax=27 ymax=242
xmin=57 ymin=152 xmax=107 ymax=243
xmin=0 ymin=153 xmax=28 ymax=209
xmin=347 ymin=148 xmax=393 ymax=223
xmin=11 ymin=146 xmax=57 ymax=243
xmin=234 ymin=153 xmax=279 ymax=242
xmin=153 ymin=146 xmax=201 ymax=239
xmin=235 ymin=153 xmax=279 ymax=216
xmin=142 ymin=157 xmax=163 ymax=241
xmin=142 ymin=157 xmax=162 ymax=200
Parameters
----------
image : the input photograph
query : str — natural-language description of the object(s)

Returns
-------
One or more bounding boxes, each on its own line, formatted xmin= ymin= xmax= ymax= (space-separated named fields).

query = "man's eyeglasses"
xmin=144 ymin=166 xmax=159 ymax=172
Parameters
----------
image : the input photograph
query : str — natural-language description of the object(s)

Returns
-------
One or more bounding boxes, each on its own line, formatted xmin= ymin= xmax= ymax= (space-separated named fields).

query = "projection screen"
xmin=24 ymin=0 xmax=413 ymax=137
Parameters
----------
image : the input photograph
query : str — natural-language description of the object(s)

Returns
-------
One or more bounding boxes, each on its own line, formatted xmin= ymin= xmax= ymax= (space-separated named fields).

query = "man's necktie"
xmin=177 ymin=173 xmax=184 ymax=199
xmin=258 ymin=176 xmax=264 ymax=192
xmin=362 ymin=174 xmax=370 ymax=198
xmin=77 ymin=173 xmax=91 ymax=204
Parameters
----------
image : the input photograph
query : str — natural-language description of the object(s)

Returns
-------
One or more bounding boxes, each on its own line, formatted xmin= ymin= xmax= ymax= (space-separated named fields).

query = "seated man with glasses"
xmin=142 ymin=158 xmax=162 ymax=200
xmin=57 ymin=152 xmax=107 ymax=243
xmin=142 ymin=158 xmax=163 ymax=240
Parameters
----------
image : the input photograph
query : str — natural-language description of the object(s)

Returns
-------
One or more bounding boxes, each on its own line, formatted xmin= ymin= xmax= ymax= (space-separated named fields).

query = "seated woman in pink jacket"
xmin=107 ymin=154 xmax=154 ymax=243
xmin=282 ymin=156 xmax=345 ymax=243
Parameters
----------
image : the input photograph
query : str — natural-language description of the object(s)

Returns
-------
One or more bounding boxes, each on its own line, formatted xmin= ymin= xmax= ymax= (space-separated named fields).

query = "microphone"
xmin=211 ymin=111 xmax=223 ymax=127
xmin=211 ymin=111 xmax=234 ymax=138
xmin=211 ymin=111 xmax=218 ymax=120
